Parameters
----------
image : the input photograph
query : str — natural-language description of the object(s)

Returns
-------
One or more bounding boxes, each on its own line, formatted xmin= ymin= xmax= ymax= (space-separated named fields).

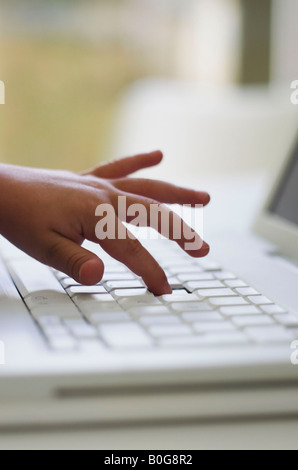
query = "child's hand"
xmin=0 ymin=151 xmax=210 ymax=295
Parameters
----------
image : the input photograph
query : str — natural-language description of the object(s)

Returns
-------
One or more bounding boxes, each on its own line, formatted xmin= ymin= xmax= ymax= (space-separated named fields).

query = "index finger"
xmin=99 ymin=217 xmax=172 ymax=296
xmin=114 ymin=178 xmax=211 ymax=207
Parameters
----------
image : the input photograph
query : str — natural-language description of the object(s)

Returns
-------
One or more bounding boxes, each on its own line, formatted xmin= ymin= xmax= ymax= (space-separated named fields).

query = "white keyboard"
xmin=3 ymin=242 xmax=297 ymax=352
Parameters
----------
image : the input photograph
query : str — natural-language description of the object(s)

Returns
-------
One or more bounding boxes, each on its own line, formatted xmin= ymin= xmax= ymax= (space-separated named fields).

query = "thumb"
xmin=45 ymin=235 xmax=104 ymax=285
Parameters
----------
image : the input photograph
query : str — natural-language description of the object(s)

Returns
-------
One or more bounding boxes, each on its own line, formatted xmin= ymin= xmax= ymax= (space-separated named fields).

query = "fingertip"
xmin=195 ymin=191 xmax=210 ymax=206
xmin=149 ymin=150 xmax=163 ymax=164
xmin=186 ymin=241 xmax=210 ymax=258
xmin=203 ymin=193 xmax=211 ymax=206
xmin=151 ymin=281 xmax=172 ymax=297
xmin=163 ymin=283 xmax=172 ymax=295
xmin=160 ymin=280 xmax=172 ymax=296
xmin=79 ymin=258 xmax=105 ymax=285
xmin=199 ymin=242 xmax=210 ymax=257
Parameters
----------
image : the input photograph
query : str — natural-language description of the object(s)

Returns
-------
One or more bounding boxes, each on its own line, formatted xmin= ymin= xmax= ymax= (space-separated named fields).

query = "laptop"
xmin=0 ymin=133 xmax=298 ymax=427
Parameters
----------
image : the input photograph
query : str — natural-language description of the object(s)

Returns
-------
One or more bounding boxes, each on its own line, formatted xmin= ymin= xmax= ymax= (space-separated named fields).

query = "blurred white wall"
xmin=107 ymin=1 xmax=298 ymax=179
xmin=174 ymin=0 xmax=241 ymax=84
xmin=108 ymin=79 xmax=298 ymax=180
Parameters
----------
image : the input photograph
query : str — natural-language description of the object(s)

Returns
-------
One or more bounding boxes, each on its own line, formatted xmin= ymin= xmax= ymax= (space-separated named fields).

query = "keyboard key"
xmin=68 ymin=323 xmax=98 ymax=339
xmin=197 ymin=332 xmax=248 ymax=345
xmin=63 ymin=318 xmax=87 ymax=327
xmin=99 ymin=322 xmax=153 ymax=348
xmin=54 ymin=271 xmax=69 ymax=281
xmin=274 ymin=314 xmax=298 ymax=327
xmin=102 ymin=273 xmax=136 ymax=281
xmin=8 ymin=260 xmax=65 ymax=298
xmin=118 ymin=296 xmax=162 ymax=309
xmin=182 ymin=312 xmax=223 ymax=322
xmin=166 ymin=289 xmax=188 ymax=295
xmin=79 ymin=301 xmax=124 ymax=315
xmin=79 ymin=339 xmax=106 ymax=353
xmin=196 ymin=288 xmax=236 ymax=299
xmin=148 ymin=324 xmax=192 ymax=337
xmin=219 ymin=305 xmax=261 ymax=316
xmin=161 ymin=293 xmax=198 ymax=303
xmin=155 ymin=255 xmax=185 ymax=265
xmin=112 ymin=288 xmax=149 ymax=299
xmin=248 ymin=296 xmax=273 ymax=305
xmin=159 ymin=332 xmax=248 ymax=348
xmin=167 ymin=277 xmax=183 ymax=289
xmin=61 ymin=278 xmax=82 ymax=288
xmin=104 ymin=280 xmax=144 ymax=291
xmin=103 ymin=265 xmax=128 ymax=274
xmin=26 ymin=293 xmax=79 ymax=313
xmin=37 ymin=315 xmax=62 ymax=326
xmin=88 ymin=312 xmax=131 ymax=324
xmin=225 ymin=279 xmax=248 ymax=288
xmin=235 ymin=287 xmax=260 ymax=296
xmin=130 ymin=306 xmax=171 ymax=316
xmin=210 ymin=297 xmax=249 ymax=307
xmin=214 ymin=271 xmax=236 ymax=280
xmin=245 ymin=326 xmax=294 ymax=344
xmin=193 ymin=322 xmax=234 ymax=333
xmin=178 ymin=273 xmax=214 ymax=283
xmin=48 ymin=336 xmax=77 ymax=351
xmin=67 ymin=286 xmax=107 ymax=297
xmin=261 ymin=305 xmax=287 ymax=314
xmin=139 ymin=315 xmax=181 ymax=326
xmin=232 ymin=315 xmax=274 ymax=327
xmin=159 ymin=336 xmax=205 ymax=348
xmin=185 ymin=280 xmax=225 ymax=291
xmin=163 ymin=261 xmax=196 ymax=269
xmin=42 ymin=325 xmax=70 ymax=337
xmin=171 ymin=302 xmax=213 ymax=312
xmin=73 ymin=293 xmax=115 ymax=307
xmin=0 ymin=265 xmax=21 ymax=300
xmin=30 ymin=302 xmax=81 ymax=318
xmin=168 ymin=265 xmax=203 ymax=275
xmin=197 ymin=260 xmax=221 ymax=271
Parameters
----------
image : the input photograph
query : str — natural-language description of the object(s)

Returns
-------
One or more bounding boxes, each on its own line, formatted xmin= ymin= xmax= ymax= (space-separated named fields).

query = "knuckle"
xmin=43 ymin=240 xmax=61 ymax=266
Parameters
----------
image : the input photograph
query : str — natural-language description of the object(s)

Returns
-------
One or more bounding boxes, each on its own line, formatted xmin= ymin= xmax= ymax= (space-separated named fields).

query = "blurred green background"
xmin=0 ymin=35 xmax=149 ymax=171
xmin=0 ymin=0 xmax=166 ymax=171
xmin=0 ymin=0 xmax=245 ymax=171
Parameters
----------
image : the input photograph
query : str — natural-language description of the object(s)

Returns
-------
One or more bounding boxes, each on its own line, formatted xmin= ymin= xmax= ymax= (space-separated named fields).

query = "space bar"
xmin=7 ymin=259 xmax=65 ymax=298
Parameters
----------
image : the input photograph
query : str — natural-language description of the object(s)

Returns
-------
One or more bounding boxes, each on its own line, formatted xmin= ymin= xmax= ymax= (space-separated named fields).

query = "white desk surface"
xmin=1 ymin=173 xmax=298 ymax=450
